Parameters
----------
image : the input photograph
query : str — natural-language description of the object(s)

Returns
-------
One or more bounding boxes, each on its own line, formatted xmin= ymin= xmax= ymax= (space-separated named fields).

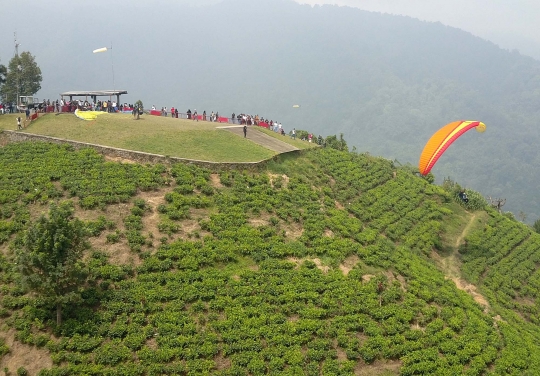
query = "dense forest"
xmin=1 ymin=141 xmax=540 ymax=374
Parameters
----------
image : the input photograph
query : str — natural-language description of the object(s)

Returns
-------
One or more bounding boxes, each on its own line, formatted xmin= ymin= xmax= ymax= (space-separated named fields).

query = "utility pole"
xmin=92 ymin=42 xmax=116 ymax=103
xmin=14 ymin=32 xmax=20 ymax=110
xmin=110 ymin=41 xmax=115 ymax=94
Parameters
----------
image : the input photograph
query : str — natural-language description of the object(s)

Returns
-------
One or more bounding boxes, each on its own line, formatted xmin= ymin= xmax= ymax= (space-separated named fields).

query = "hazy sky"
xmin=1 ymin=0 xmax=538 ymax=59
xmin=294 ymin=0 xmax=540 ymax=60
xmin=1 ymin=0 xmax=539 ymax=100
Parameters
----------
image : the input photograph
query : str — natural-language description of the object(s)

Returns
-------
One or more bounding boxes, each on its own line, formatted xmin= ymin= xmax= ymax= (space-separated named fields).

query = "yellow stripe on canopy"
xmin=419 ymin=121 xmax=485 ymax=175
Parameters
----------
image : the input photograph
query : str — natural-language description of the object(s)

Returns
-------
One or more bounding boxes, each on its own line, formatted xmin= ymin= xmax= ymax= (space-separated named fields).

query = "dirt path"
xmin=434 ymin=213 xmax=490 ymax=311
xmin=219 ymin=126 xmax=300 ymax=153
xmin=455 ymin=213 xmax=478 ymax=249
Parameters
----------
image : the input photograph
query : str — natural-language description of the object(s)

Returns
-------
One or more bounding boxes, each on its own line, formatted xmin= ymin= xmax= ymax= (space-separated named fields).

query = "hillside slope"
xmin=0 ymin=142 xmax=539 ymax=375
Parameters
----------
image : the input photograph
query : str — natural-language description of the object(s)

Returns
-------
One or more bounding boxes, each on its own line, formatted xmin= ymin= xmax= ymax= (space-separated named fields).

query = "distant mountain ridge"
xmin=2 ymin=0 xmax=540 ymax=220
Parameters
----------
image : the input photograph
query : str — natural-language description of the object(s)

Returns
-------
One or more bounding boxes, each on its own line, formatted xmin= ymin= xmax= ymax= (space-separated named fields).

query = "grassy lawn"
xmin=0 ymin=113 xmax=281 ymax=162
xmin=0 ymin=113 xmax=21 ymax=131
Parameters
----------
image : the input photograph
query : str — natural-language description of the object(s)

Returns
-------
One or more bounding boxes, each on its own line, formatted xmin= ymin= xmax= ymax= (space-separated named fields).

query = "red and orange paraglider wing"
xmin=418 ymin=120 xmax=486 ymax=175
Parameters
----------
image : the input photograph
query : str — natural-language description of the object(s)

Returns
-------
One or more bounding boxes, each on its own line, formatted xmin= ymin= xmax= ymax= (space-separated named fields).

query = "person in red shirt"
xmin=170 ymin=107 xmax=175 ymax=117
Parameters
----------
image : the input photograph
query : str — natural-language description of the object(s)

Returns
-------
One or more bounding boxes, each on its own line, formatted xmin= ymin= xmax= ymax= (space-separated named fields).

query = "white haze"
xmin=295 ymin=0 xmax=540 ymax=60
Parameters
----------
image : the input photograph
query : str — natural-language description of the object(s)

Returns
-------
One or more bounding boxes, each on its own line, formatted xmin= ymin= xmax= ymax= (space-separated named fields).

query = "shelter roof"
xmin=60 ymin=90 xmax=128 ymax=97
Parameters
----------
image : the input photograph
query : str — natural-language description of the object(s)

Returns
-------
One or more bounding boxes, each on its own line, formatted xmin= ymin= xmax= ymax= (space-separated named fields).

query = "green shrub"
xmin=130 ymin=206 xmax=145 ymax=217
xmin=106 ymin=231 xmax=121 ymax=243
xmin=157 ymin=220 xmax=179 ymax=235
xmin=133 ymin=198 xmax=148 ymax=210
xmin=94 ymin=340 xmax=131 ymax=365
xmin=0 ymin=338 xmax=9 ymax=358
xmin=85 ymin=215 xmax=109 ymax=237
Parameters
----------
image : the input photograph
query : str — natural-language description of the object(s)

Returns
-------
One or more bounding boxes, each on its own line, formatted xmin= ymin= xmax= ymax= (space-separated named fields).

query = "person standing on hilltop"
xmin=17 ymin=116 xmax=22 ymax=130
xmin=170 ymin=107 xmax=175 ymax=117
xmin=193 ymin=109 xmax=198 ymax=121
xmin=243 ymin=124 xmax=247 ymax=138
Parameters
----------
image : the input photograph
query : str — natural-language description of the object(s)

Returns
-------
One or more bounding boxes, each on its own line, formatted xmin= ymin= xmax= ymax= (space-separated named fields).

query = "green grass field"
xmin=0 ymin=113 xmax=19 ymax=131
xmin=0 ymin=112 xmax=315 ymax=162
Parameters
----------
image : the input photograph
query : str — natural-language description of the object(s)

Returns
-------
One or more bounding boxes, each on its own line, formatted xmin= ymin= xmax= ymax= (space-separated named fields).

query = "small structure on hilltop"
xmin=60 ymin=90 xmax=128 ymax=105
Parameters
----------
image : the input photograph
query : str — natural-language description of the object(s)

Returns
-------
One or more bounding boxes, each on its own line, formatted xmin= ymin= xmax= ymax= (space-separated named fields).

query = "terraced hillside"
xmin=0 ymin=141 xmax=539 ymax=375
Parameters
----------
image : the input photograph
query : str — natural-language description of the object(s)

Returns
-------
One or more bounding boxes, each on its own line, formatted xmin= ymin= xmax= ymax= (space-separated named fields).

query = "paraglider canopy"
xmin=418 ymin=120 xmax=486 ymax=175
xmin=93 ymin=47 xmax=108 ymax=54
xmin=292 ymin=105 xmax=300 ymax=108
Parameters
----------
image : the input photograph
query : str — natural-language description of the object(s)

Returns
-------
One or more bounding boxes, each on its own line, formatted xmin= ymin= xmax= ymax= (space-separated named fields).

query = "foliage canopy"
xmin=14 ymin=201 xmax=89 ymax=325
xmin=0 ymin=59 xmax=6 ymax=87
xmin=1 ymin=51 xmax=42 ymax=103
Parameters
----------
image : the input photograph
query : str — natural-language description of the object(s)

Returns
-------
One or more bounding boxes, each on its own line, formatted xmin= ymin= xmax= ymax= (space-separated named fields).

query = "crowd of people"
xmin=3 ymin=99 xmax=287 ymax=134
xmin=142 ymin=104 xmax=321 ymax=144
xmin=149 ymin=106 xmax=286 ymax=129
xmin=149 ymin=106 xmax=295 ymax=136
xmin=0 ymin=99 xmax=136 ymax=114
xmin=63 ymin=99 xmax=137 ymax=113
xmin=2 ymin=97 xmax=325 ymax=145
xmin=152 ymin=106 xmax=226 ymax=123
xmin=0 ymin=102 xmax=14 ymax=114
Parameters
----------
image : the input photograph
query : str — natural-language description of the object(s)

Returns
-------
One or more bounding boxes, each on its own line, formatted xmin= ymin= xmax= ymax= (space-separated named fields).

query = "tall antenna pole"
xmin=14 ymin=32 xmax=20 ymax=108
xmin=92 ymin=44 xmax=117 ymax=104
xmin=110 ymin=41 xmax=115 ymax=93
